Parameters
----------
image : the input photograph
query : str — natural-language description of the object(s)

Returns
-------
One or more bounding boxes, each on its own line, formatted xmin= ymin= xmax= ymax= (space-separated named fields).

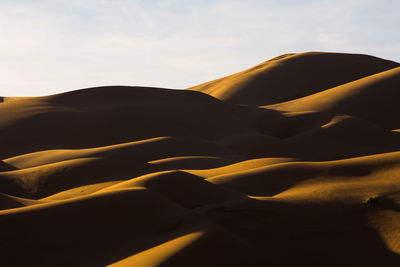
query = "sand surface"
xmin=2 ymin=52 xmax=400 ymax=266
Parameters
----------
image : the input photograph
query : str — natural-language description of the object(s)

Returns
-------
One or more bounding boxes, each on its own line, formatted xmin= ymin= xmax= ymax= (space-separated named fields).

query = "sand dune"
xmin=2 ymin=52 xmax=400 ymax=266
xmin=268 ymin=67 xmax=400 ymax=129
xmin=189 ymin=52 xmax=399 ymax=106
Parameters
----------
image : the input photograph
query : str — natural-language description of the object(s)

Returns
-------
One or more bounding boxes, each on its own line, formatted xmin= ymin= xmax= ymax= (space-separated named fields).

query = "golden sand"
xmin=1 ymin=52 xmax=400 ymax=266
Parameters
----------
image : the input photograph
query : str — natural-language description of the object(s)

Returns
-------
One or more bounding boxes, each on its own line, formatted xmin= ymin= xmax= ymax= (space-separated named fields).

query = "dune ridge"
xmin=2 ymin=52 xmax=400 ymax=266
xmin=188 ymin=52 xmax=399 ymax=106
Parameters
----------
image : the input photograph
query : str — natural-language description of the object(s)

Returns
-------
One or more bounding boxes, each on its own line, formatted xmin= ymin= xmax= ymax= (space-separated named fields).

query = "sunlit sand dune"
xmin=189 ymin=52 xmax=399 ymax=106
xmin=268 ymin=67 xmax=400 ymax=129
xmin=2 ymin=52 xmax=400 ymax=266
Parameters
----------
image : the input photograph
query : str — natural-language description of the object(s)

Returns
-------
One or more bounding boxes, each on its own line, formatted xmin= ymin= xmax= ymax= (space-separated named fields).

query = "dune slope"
xmin=268 ymin=67 xmax=400 ymax=129
xmin=2 ymin=52 xmax=400 ymax=267
xmin=188 ymin=52 xmax=399 ymax=106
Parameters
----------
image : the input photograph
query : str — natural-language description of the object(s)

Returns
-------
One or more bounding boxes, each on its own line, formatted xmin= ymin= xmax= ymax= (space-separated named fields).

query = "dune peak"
xmin=2 ymin=52 xmax=400 ymax=266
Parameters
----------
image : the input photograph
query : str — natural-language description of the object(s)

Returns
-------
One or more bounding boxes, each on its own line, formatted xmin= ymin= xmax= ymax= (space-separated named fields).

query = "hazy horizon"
xmin=1 ymin=0 xmax=399 ymax=96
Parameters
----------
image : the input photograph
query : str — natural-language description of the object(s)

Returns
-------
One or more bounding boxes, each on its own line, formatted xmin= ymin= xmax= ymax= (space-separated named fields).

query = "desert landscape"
xmin=2 ymin=52 xmax=400 ymax=266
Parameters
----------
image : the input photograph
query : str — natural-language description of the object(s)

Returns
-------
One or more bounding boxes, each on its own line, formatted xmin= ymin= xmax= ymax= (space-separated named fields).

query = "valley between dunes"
xmin=2 ymin=52 xmax=400 ymax=266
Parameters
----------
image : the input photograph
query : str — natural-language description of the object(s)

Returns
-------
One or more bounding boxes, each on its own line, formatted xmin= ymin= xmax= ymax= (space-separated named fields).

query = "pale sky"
xmin=1 ymin=0 xmax=399 ymax=96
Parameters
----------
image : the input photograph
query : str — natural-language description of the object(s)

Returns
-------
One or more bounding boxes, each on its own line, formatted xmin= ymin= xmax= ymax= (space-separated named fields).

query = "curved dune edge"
xmin=188 ymin=52 xmax=399 ymax=106
xmin=2 ymin=52 xmax=400 ymax=266
xmin=108 ymin=231 xmax=207 ymax=267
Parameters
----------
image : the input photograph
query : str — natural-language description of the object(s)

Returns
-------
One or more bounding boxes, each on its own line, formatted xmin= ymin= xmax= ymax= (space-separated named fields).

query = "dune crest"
xmin=2 ymin=52 xmax=400 ymax=266
xmin=188 ymin=52 xmax=399 ymax=106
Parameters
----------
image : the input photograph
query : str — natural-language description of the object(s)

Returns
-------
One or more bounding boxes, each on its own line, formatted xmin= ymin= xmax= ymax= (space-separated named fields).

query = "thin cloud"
xmin=0 ymin=0 xmax=399 ymax=96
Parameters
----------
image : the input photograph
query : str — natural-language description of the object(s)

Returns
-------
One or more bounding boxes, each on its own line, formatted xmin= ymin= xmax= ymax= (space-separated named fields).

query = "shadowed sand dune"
xmin=188 ymin=52 xmax=399 ymax=106
xmin=268 ymin=67 xmax=400 ymax=129
xmin=2 ymin=52 xmax=400 ymax=266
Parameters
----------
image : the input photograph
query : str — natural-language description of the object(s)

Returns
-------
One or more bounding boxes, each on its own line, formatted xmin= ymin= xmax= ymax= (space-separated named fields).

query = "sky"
xmin=1 ymin=0 xmax=399 ymax=96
